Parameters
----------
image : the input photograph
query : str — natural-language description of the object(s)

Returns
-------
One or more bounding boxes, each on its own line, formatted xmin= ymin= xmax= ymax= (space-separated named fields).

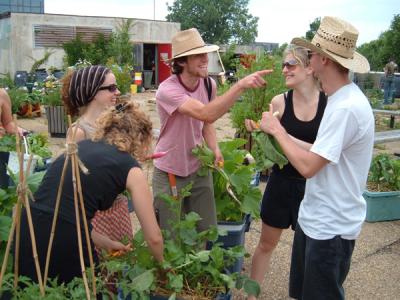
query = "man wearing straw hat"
xmin=152 ymin=28 xmax=271 ymax=234
xmin=259 ymin=17 xmax=374 ymax=299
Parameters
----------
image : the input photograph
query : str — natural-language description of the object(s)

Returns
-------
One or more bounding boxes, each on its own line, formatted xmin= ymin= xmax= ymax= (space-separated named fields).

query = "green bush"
xmin=106 ymin=60 xmax=133 ymax=95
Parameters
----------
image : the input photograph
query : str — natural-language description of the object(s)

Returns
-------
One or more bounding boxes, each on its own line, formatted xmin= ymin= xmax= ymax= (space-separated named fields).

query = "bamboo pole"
xmin=70 ymin=143 xmax=91 ymax=300
xmin=13 ymin=131 xmax=23 ymax=288
xmin=67 ymin=116 xmax=91 ymax=299
xmin=43 ymin=154 xmax=70 ymax=285
xmin=21 ymin=152 xmax=45 ymax=295
xmin=74 ymin=155 xmax=97 ymax=295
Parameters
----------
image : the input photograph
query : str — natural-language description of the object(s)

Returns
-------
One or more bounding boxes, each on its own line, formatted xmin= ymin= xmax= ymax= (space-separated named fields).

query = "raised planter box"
xmin=45 ymin=105 xmax=67 ymax=137
xmin=363 ymin=190 xmax=400 ymax=222
xmin=207 ymin=214 xmax=251 ymax=274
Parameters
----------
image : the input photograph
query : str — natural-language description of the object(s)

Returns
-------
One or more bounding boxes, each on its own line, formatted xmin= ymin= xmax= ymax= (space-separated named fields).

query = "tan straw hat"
xmin=292 ymin=16 xmax=370 ymax=73
xmin=167 ymin=28 xmax=219 ymax=62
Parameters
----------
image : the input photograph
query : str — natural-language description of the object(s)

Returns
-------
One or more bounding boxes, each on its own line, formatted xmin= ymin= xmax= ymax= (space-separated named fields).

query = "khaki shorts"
xmin=152 ymin=167 xmax=216 ymax=235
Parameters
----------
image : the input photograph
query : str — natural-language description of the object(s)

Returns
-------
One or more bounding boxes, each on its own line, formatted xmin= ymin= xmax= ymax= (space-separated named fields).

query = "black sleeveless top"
xmin=272 ymin=89 xmax=327 ymax=178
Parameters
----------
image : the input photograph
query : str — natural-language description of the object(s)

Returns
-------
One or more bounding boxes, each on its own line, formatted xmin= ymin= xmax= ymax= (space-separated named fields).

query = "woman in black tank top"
xmin=246 ymin=45 xmax=327 ymax=299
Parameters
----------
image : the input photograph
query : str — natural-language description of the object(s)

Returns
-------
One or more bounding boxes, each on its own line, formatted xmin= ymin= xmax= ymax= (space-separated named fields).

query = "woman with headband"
xmin=62 ymin=65 xmax=134 ymax=255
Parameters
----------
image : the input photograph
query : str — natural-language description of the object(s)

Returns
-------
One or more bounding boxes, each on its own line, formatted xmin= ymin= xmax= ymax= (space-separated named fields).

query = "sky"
xmin=45 ymin=0 xmax=399 ymax=46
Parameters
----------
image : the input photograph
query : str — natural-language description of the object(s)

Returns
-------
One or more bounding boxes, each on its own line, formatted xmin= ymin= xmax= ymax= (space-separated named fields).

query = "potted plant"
xmin=102 ymin=183 xmax=260 ymax=300
xmin=193 ymin=138 xmax=262 ymax=273
xmin=42 ymin=84 xmax=67 ymax=137
xmin=363 ymin=153 xmax=400 ymax=222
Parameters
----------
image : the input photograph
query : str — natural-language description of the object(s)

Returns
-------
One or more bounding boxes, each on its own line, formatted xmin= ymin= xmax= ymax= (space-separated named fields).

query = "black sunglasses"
xmin=281 ymin=59 xmax=299 ymax=70
xmin=98 ymin=84 xmax=118 ymax=93
xmin=307 ymin=51 xmax=314 ymax=59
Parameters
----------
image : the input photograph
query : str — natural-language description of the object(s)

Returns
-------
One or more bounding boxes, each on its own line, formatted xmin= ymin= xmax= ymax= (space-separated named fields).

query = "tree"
xmin=357 ymin=14 xmax=400 ymax=71
xmin=305 ymin=17 xmax=320 ymax=41
xmin=107 ymin=19 xmax=135 ymax=65
xmin=166 ymin=0 xmax=258 ymax=44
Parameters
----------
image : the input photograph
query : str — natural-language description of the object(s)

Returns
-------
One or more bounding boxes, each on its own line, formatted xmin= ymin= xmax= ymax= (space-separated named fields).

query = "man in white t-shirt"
xmin=260 ymin=16 xmax=374 ymax=299
xmin=153 ymin=28 xmax=271 ymax=234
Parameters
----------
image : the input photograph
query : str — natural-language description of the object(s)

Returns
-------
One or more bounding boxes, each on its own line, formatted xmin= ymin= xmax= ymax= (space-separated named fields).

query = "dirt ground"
xmin=16 ymin=91 xmax=400 ymax=300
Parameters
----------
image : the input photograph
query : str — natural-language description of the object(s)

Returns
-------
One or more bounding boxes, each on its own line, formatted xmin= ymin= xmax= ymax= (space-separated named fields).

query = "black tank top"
xmin=272 ymin=89 xmax=327 ymax=178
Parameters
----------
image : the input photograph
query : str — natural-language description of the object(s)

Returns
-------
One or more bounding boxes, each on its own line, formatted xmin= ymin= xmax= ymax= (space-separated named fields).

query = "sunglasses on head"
xmin=282 ymin=59 xmax=299 ymax=70
xmin=98 ymin=84 xmax=118 ymax=93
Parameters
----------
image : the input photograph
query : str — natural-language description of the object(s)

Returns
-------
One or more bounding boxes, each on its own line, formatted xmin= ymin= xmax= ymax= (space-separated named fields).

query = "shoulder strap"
xmin=204 ymin=77 xmax=212 ymax=101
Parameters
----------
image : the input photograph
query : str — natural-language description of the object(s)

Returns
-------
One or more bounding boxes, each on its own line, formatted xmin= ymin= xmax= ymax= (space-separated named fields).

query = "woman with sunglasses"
xmin=14 ymin=101 xmax=163 ymax=284
xmin=245 ymin=45 xmax=327 ymax=299
xmin=62 ymin=65 xmax=133 ymax=255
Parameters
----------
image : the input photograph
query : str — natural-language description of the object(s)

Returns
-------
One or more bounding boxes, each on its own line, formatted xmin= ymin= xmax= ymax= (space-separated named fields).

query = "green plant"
xmin=0 ymin=133 xmax=52 ymax=160
xmin=0 ymin=73 xmax=15 ymax=89
xmin=251 ymin=131 xmax=288 ymax=171
xmin=42 ymin=85 xmax=62 ymax=106
xmin=365 ymin=88 xmax=384 ymax=109
xmin=107 ymin=19 xmax=135 ymax=66
xmin=27 ymin=51 xmax=53 ymax=82
xmin=368 ymin=153 xmax=400 ymax=191
xmin=193 ymin=139 xmax=262 ymax=222
xmin=101 ymin=183 xmax=260 ymax=299
xmin=7 ymin=88 xmax=30 ymax=114
xmin=230 ymin=54 xmax=286 ymax=134
xmin=106 ymin=60 xmax=133 ymax=95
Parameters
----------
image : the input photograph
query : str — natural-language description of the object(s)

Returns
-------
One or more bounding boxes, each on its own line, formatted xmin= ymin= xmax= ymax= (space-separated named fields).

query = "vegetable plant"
xmin=193 ymin=139 xmax=262 ymax=222
xmin=368 ymin=153 xmax=400 ymax=192
xmin=101 ymin=183 xmax=260 ymax=299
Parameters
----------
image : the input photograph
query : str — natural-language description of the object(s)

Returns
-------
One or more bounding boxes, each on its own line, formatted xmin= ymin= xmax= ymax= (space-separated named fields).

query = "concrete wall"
xmin=0 ymin=13 xmax=180 ymax=77
xmin=0 ymin=17 xmax=12 ymax=76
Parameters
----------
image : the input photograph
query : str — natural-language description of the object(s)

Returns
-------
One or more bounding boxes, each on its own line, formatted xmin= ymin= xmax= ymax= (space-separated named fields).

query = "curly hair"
xmin=61 ymin=70 xmax=78 ymax=116
xmin=92 ymin=101 xmax=153 ymax=161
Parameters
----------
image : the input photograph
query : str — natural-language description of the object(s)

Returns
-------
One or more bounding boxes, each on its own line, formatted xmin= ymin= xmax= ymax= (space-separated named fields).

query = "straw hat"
xmin=292 ymin=16 xmax=370 ymax=73
xmin=167 ymin=28 xmax=219 ymax=62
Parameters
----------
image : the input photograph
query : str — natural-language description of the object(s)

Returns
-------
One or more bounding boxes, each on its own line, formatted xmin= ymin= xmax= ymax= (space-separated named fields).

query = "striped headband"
xmin=69 ymin=65 xmax=110 ymax=108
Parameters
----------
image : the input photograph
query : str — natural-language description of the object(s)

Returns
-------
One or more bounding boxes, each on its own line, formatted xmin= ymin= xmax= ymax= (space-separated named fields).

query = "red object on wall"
xmin=157 ymin=44 xmax=172 ymax=84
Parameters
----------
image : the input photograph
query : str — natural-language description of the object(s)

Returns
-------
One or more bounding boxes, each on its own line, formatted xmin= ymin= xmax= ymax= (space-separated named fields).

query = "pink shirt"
xmin=154 ymin=74 xmax=216 ymax=176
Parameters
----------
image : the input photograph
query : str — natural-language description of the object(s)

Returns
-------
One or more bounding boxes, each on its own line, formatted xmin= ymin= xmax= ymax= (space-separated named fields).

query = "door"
xmin=157 ymin=44 xmax=172 ymax=84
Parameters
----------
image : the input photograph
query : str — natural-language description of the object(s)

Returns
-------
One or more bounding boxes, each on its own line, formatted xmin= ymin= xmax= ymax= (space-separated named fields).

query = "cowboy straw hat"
xmin=167 ymin=28 xmax=219 ymax=62
xmin=292 ymin=16 xmax=370 ymax=73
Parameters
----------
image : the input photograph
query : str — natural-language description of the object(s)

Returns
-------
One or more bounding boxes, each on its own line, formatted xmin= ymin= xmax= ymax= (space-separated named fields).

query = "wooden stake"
xmin=43 ymin=154 xmax=70 ymax=285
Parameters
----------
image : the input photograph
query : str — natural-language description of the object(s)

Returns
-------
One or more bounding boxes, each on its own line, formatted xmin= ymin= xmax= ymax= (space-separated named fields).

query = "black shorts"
xmin=260 ymin=171 xmax=305 ymax=230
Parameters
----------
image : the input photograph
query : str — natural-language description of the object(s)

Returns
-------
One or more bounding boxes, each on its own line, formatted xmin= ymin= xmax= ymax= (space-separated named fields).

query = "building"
xmin=0 ymin=0 xmax=44 ymax=14
xmin=0 ymin=12 xmax=180 ymax=85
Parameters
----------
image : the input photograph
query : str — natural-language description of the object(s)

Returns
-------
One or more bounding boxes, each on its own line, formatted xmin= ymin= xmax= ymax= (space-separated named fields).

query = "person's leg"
xmin=390 ymin=79 xmax=396 ymax=103
xmin=248 ymin=222 xmax=283 ymax=300
xmin=383 ymin=78 xmax=391 ymax=104
xmin=183 ymin=170 xmax=217 ymax=232
xmin=0 ymin=152 xmax=10 ymax=189
xmin=289 ymin=225 xmax=306 ymax=299
xmin=301 ymin=234 xmax=355 ymax=300
xmin=152 ymin=167 xmax=180 ymax=234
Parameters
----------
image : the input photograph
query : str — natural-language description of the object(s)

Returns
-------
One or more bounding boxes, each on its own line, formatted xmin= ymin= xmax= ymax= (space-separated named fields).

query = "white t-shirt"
xmin=298 ymin=82 xmax=375 ymax=240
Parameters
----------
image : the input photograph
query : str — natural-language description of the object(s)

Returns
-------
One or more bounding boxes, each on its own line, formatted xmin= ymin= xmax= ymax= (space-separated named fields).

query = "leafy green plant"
xmin=0 ymin=133 xmax=52 ymax=159
xmin=0 ymin=73 xmax=15 ymax=89
xmin=251 ymin=131 xmax=288 ymax=171
xmin=193 ymin=139 xmax=262 ymax=222
xmin=42 ymin=85 xmax=62 ymax=106
xmin=230 ymin=54 xmax=286 ymax=134
xmin=7 ymin=88 xmax=30 ymax=114
xmin=101 ymin=183 xmax=260 ymax=299
xmin=365 ymin=88 xmax=384 ymax=109
xmin=106 ymin=60 xmax=133 ymax=95
xmin=368 ymin=153 xmax=400 ymax=191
